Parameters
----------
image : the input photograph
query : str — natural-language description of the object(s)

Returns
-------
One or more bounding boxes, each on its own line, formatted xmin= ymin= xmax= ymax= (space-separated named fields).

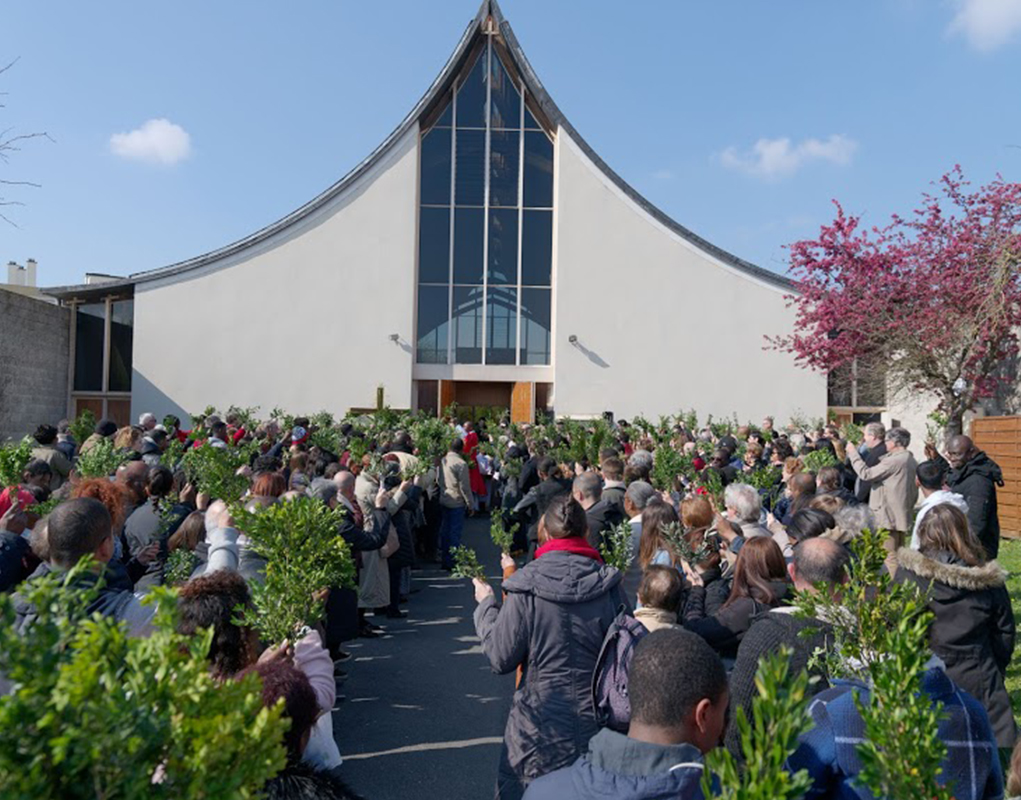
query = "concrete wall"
xmin=131 ymin=127 xmax=421 ymax=426
xmin=0 ymin=288 xmax=69 ymax=441
xmin=552 ymin=130 xmax=826 ymax=423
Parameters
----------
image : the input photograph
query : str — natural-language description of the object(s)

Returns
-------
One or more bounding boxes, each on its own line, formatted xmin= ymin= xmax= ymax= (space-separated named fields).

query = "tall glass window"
xmin=74 ymin=303 xmax=105 ymax=391
xmin=416 ymin=35 xmax=554 ymax=366
xmin=108 ymin=300 xmax=134 ymax=392
xmin=73 ymin=299 xmax=135 ymax=394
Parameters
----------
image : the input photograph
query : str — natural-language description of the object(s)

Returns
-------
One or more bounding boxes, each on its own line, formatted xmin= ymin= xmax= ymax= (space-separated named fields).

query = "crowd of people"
xmin=0 ymin=408 xmax=1018 ymax=798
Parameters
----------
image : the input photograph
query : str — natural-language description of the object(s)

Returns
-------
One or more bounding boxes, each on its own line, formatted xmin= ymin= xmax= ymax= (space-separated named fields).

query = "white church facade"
xmin=44 ymin=1 xmax=827 ymax=427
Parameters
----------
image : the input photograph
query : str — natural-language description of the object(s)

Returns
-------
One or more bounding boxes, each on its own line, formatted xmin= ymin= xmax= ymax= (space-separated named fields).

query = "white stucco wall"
xmin=552 ymin=130 xmax=826 ymax=423
xmin=131 ymin=127 xmax=420 ymax=425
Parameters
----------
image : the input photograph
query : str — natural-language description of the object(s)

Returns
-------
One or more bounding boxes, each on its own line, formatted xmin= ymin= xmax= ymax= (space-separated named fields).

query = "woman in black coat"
xmin=472 ymin=495 xmax=625 ymax=800
xmin=895 ymin=503 xmax=1016 ymax=748
xmin=683 ymin=536 xmax=790 ymax=659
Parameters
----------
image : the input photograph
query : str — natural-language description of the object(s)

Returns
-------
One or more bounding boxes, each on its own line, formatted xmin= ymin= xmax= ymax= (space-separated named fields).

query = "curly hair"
xmin=240 ymin=660 xmax=319 ymax=765
xmin=71 ymin=478 xmax=131 ymax=531
xmin=177 ymin=570 xmax=256 ymax=679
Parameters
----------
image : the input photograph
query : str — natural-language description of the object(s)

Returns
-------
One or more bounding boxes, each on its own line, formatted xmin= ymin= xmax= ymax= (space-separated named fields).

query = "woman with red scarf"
xmin=472 ymin=495 xmax=625 ymax=800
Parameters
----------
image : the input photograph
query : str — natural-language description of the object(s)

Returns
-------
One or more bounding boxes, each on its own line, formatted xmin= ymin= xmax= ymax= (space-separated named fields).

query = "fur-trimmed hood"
xmin=896 ymin=547 xmax=1007 ymax=591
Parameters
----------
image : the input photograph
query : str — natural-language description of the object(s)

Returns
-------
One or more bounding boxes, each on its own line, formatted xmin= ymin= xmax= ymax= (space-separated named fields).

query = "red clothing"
xmin=175 ymin=428 xmax=191 ymax=443
xmin=463 ymin=431 xmax=486 ymax=497
xmin=230 ymin=426 xmax=247 ymax=445
xmin=535 ymin=536 xmax=604 ymax=563
xmin=0 ymin=486 xmax=38 ymax=517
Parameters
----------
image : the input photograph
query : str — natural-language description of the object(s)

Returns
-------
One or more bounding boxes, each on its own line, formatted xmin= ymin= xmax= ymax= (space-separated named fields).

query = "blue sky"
xmin=2 ymin=0 xmax=1020 ymax=287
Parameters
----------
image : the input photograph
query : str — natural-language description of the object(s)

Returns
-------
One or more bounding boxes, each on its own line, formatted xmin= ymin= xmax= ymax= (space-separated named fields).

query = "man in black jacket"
xmin=573 ymin=471 xmax=624 ymax=550
xmin=724 ymin=537 xmax=849 ymax=759
xmin=513 ymin=457 xmax=571 ymax=558
xmin=332 ymin=470 xmax=391 ymax=643
xmin=945 ymin=435 xmax=1004 ymax=559
xmin=14 ymin=498 xmax=156 ymax=636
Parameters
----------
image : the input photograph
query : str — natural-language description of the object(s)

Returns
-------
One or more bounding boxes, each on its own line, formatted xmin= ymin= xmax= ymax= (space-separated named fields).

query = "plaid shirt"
xmin=786 ymin=667 xmax=1004 ymax=800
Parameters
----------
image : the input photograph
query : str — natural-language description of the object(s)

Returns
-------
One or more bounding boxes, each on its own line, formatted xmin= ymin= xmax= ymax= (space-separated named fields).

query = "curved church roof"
xmin=45 ymin=0 xmax=792 ymax=300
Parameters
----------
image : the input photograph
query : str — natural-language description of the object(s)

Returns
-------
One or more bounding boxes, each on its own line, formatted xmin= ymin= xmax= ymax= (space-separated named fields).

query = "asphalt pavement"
xmin=334 ymin=514 xmax=515 ymax=799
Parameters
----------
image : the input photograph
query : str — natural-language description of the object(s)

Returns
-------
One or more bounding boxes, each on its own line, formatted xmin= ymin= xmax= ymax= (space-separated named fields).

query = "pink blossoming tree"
xmin=771 ymin=167 xmax=1021 ymax=437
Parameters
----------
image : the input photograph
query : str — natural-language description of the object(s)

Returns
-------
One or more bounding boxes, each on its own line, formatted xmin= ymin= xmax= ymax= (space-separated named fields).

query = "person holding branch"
xmin=471 ymin=495 xmax=625 ymax=800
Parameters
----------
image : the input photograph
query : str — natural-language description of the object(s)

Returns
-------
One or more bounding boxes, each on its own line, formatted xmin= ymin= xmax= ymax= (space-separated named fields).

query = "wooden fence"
xmin=971 ymin=416 xmax=1021 ymax=540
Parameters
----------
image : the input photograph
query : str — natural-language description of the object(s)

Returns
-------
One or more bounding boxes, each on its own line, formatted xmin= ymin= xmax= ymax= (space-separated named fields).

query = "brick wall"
xmin=0 ymin=289 xmax=70 ymax=442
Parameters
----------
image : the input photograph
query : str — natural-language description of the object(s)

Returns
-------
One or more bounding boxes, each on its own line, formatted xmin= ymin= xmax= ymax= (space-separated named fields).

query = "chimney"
xmin=25 ymin=258 xmax=37 ymax=287
xmin=6 ymin=261 xmax=23 ymax=286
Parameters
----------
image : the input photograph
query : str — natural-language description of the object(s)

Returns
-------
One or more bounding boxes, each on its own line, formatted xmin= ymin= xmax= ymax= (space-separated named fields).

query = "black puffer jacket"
xmin=896 ymin=547 xmax=1016 ymax=748
xmin=475 ymin=550 xmax=625 ymax=799
xmin=683 ymin=579 xmax=791 ymax=659
xmin=946 ymin=451 xmax=1004 ymax=559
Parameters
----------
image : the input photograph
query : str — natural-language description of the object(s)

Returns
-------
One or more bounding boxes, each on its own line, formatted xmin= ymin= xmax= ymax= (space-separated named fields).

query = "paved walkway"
xmin=334 ymin=515 xmax=514 ymax=799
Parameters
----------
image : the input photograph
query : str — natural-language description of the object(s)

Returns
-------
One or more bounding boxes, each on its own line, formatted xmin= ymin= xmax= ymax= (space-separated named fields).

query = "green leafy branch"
xmin=74 ymin=437 xmax=129 ymax=480
xmin=451 ymin=545 xmax=486 ymax=580
xmin=0 ymin=562 xmax=287 ymax=798
xmin=702 ymin=647 xmax=814 ymax=800
xmin=230 ymin=496 xmax=356 ymax=644
xmin=599 ymin=520 xmax=634 ymax=573
xmin=181 ymin=443 xmax=251 ymax=504
xmin=801 ymin=448 xmax=839 ymax=473
xmin=0 ymin=437 xmax=33 ymax=488
xmin=66 ymin=409 xmax=96 ymax=451
xmin=794 ymin=528 xmax=953 ymax=800
xmin=660 ymin=521 xmax=716 ymax=566
xmin=490 ymin=510 xmax=519 ymax=555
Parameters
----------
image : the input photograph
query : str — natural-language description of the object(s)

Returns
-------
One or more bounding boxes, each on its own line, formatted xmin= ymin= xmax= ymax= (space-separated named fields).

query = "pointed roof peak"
xmin=44 ymin=0 xmax=791 ymax=297
xmin=476 ymin=0 xmax=506 ymax=24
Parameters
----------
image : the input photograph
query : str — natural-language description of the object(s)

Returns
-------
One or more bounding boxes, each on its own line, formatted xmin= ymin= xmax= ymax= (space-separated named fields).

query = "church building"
xmin=44 ymin=1 xmax=826 ymax=426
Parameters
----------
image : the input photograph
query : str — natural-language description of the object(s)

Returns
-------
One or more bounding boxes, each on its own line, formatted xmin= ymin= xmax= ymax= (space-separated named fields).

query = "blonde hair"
xmin=113 ymin=426 xmax=141 ymax=450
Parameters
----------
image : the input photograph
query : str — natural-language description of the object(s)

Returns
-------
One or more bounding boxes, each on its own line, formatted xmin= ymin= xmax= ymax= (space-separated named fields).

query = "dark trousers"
xmin=387 ymin=559 xmax=403 ymax=613
xmin=323 ymin=586 xmax=359 ymax=654
xmin=439 ymin=506 xmax=465 ymax=568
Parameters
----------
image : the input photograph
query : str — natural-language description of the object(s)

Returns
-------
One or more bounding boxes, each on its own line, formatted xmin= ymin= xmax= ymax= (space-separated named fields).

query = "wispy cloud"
xmin=719 ymin=134 xmax=858 ymax=180
xmin=652 ymin=169 xmax=674 ymax=181
xmin=948 ymin=0 xmax=1021 ymax=52
xmin=109 ymin=118 xmax=192 ymax=165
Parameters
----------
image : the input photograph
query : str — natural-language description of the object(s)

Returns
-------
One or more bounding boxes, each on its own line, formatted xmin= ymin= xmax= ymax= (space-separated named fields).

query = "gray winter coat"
xmin=475 ymin=551 xmax=625 ymax=799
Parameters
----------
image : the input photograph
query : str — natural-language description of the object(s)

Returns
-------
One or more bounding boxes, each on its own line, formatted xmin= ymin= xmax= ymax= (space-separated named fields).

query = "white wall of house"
xmin=551 ymin=130 xmax=826 ymax=423
xmin=131 ymin=127 xmax=421 ymax=425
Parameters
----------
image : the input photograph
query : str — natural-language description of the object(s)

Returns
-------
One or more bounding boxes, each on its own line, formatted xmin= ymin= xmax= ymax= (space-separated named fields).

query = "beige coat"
xmin=847 ymin=446 xmax=919 ymax=532
xmin=31 ymin=444 xmax=72 ymax=491
xmin=634 ymin=606 xmax=681 ymax=634
xmin=439 ymin=452 xmax=472 ymax=509
xmin=353 ymin=472 xmax=405 ymax=610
